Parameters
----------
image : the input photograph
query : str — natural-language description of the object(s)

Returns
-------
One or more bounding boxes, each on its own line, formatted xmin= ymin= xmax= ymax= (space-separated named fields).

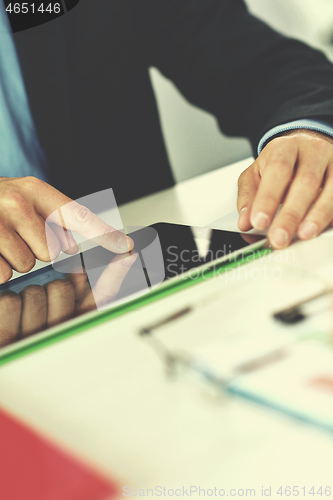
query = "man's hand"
xmin=0 ymin=177 xmax=133 ymax=284
xmin=237 ymin=129 xmax=333 ymax=248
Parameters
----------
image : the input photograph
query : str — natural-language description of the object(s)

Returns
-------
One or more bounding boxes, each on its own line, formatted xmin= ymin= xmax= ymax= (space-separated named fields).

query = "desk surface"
xmin=1 ymin=158 xmax=333 ymax=496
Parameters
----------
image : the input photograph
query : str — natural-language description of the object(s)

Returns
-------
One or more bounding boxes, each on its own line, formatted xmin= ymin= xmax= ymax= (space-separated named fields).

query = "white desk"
xmin=1 ymin=158 xmax=333 ymax=497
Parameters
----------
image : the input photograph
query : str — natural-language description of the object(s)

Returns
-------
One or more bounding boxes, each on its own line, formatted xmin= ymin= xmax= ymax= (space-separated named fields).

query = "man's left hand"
xmin=237 ymin=129 xmax=333 ymax=248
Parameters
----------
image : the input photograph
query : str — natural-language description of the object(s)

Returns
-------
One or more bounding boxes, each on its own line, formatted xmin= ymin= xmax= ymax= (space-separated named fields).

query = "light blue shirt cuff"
xmin=257 ymin=119 xmax=333 ymax=155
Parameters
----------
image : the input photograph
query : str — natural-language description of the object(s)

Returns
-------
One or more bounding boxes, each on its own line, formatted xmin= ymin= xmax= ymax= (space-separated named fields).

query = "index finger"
xmin=33 ymin=183 xmax=133 ymax=254
xmin=55 ymin=202 xmax=133 ymax=253
xmin=237 ymin=161 xmax=261 ymax=231
xmin=250 ymin=141 xmax=298 ymax=231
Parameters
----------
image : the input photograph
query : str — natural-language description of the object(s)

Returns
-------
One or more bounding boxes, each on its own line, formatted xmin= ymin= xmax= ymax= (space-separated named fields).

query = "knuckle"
xmin=282 ymin=209 xmax=301 ymax=227
xmin=71 ymin=204 xmax=94 ymax=226
xmin=255 ymin=195 xmax=278 ymax=210
xmin=20 ymin=285 xmax=45 ymax=301
xmin=312 ymin=137 xmax=330 ymax=153
xmin=17 ymin=257 xmax=36 ymax=274
xmin=0 ymin=189 xmax=27 ymax=212
xmin=268 ymin=135 xmax=296 ymax=152
xmin=286 ymin=136 xmax=299 ymax=148
xmin=314 ymin=205 xmax=333 ymax=223
xmin=23 ymin=176 xmax=44 ymax=190
xmin=269 ymin=160 xmax=293 ymax=179
xmin=298 ymin=171 xmax=321 ymax=189
xmin=45 ymin=279 xmax=74 ymax=300
xmin=101 ymin=226 xmax=117 ymax=240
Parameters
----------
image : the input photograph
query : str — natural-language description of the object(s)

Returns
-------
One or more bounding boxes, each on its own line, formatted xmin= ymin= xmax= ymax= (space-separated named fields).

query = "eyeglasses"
xmin=139 ymin=311 xmax=290 ymax=396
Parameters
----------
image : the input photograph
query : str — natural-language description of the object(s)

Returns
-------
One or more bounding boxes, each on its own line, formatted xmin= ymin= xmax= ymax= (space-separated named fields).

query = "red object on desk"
xmin=0 ymin=407 xmax=118 ymax=500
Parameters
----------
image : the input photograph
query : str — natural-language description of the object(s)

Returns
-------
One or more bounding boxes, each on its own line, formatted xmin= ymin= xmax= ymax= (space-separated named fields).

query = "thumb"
xmin=237 ymin=161 xmax=261 ymax=231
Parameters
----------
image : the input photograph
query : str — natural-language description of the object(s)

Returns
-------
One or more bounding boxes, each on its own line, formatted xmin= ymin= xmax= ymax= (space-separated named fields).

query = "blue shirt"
xmin=258 ymin=119 xmax=333 ymax=155
xmin=0 ymin=1 xmax=48 ymax=180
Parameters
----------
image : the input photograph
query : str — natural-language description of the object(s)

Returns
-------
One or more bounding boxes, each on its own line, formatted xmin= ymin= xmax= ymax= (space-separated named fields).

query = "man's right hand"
xmin=0 ymin=176 xmax=133 ymax=284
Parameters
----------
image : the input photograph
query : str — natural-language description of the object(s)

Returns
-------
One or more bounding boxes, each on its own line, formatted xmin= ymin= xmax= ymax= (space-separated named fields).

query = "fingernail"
xmin=238 ymin=207 xmax=248 ymax=226
xmin=252 ymin=211 xmax=269 ymax=230
xmin=298 ymin=221 xmax=318 ymax=239
xmin=271 ymin=228 xmax=289 ymax=248
xmin=127 ymin=235 xmax=134 ymax=250
xmin=118 ymin=235 xmax=133 ymax=251
xmin=118 ymin=235 xmax=129 ymax=250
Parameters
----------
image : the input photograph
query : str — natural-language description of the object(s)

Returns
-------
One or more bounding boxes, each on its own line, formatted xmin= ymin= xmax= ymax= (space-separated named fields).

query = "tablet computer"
xmin=0 ymin=223 xmax=266 ymax=354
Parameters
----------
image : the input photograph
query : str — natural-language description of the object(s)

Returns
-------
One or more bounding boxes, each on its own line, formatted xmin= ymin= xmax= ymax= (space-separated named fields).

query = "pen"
xmin=140 ymin=306 xmax=193 ymax=336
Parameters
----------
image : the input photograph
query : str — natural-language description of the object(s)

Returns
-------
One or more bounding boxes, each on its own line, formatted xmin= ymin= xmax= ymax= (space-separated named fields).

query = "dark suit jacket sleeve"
xmin=134 ymin=0 xmax=333 ymax=155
